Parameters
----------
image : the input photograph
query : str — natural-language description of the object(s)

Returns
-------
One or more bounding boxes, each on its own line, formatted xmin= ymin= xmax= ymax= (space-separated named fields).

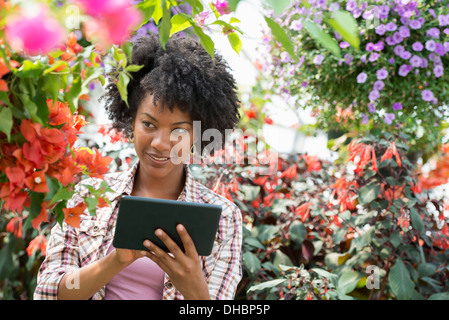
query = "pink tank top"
xmin=104 ymin=243 xmax=165 ymax=300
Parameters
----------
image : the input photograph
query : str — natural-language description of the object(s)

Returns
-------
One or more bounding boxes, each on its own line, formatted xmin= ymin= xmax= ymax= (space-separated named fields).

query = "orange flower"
xmin=63 ymin=202 xmax=87 ymax=228
xmin=329 ymin=177 xmax=358 ymax=213
xmin=295 ymin=202 xmax=311 ymax=222
xmin=0 ymin=58 xmax=20 ymax=92
xmin=26 ymin=235 xmax=47 ymax=256
xmin=281 ymin=164 xmax=297 ymax=179
xmin=0 ymin=183 xmax=28 ymax=214
xmin=348 ymin=141 xmax=377 ymax=175
xmin=6 ymin=216 xmax=23 ymax=238
xmin=32 ymin=201 xmax=50 ymax=229
xmin=380 ymin=141 xmax=401 ymax=167
xmin=24 ymin=170 xmax=50 ymax=193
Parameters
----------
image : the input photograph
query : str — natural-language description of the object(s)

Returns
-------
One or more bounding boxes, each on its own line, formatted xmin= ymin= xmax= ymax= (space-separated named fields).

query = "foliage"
xmin=264 ymin=0 xmax=449 ymax=160
xmin=191 ymin=127 xmax=449 ymax=300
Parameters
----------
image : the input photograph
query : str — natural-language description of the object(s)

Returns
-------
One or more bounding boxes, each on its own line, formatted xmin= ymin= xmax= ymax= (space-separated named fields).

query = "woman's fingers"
xmin=176 ymin=224 xmax=198 ymax=258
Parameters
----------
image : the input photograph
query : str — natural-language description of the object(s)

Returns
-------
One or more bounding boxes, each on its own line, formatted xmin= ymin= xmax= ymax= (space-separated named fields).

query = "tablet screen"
xmin=112 ymin=196 xmax=222 ymax=256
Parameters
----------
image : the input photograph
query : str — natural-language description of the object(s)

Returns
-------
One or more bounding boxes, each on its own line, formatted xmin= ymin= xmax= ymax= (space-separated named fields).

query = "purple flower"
xmin=313 ymin=54 xmax=324 ymax=65
xmin=386 ymin=22 xmax=397 ymax=31
xmin=398 ymin=64 xmax=412 ymax=77
xmin=346 ymin=0 xmax=357 ymax=11
xmin=394 ymin=45 xmax=405 ymax=56
xmin=435 ymin=43 xmax=445 ymax=56
xmin=421 ymin=89 xmax=434 ymax=102
xmin=438 ymin=14 xmax=448 ymax=27
xmin=290 ymin=19 xmax=303 ymax=31
xmin=375 ymin=24 xmax=387 ymax=36
xmin=373 ymin=41 xmax=384 ymax=51
xmin=388 ymin=58 xmax=395 ymax=64
xmin=369 ymin=53 xmax=380 ymax=62
xmin=412 ymin=42 xmax=424 ymax=51
xmin=386 ymin=36 xmax=396 ymax=46
xmin=377 ymin=68 xmax=388 ymax=80
xmin=434 ymin=65 xmax=444 ymax=78
xmin=369 ymin=89 xmax=380 ymax=101
xmin=398 ymin=26 xmax=410 ymax=38
xmin=427 ymin=27 xmax=440 ymax=38
xmin=366 ymin=42 xmax=374 ymax=52
xmin=374 ymin=80 xmax=385 ymax=91
xmin=444 ymin=28 xmax=449 ymax=35
xmin=400 ymin=51 xmax=412 ymax=60
xmin=384 ymin=113 xmax=395 ymax=125
xmin=426 ymin=40 xmax=436 ymax=51
xmin=392 ymin=102 xmax=403 ymax=110
xmin=357 ymin=72 xmax=368 ymax=83
xmin=344 ymin=53 xmax=353 ymax=65
xmin=409 ymin=20 xmax=421 ymax=30
xmin=340 ymin=41 xmax=350 ymax=49
xmin=393 ymin=32 xmax=403 ymax=44
xmin=361 ymin=113 xmax=369 ymax=125
xmin=281 ymin=52 xmax=291 ymax=63
xmin=368 ymin=103 xmax=376 ymax=113
xmin=410 ymin=55 xmax=422 ymax=67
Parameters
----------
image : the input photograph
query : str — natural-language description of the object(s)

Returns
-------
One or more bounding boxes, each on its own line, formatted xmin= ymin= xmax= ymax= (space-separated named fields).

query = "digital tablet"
xmin=112 ymin=196 xmax=222 ymax=256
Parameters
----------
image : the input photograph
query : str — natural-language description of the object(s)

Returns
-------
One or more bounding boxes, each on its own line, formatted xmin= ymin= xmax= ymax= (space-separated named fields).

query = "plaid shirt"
xmin=34 ymin=160 xmax=243 ymax=300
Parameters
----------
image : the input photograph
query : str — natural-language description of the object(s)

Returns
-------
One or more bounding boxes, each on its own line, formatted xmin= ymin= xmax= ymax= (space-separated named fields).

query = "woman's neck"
xmin=131 ymin=164 xmax=186 ymax=200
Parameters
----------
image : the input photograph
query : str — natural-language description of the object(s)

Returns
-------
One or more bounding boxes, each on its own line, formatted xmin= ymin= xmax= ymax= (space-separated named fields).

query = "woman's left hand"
xmin=141 ymin=224 xmax=211 ymax=300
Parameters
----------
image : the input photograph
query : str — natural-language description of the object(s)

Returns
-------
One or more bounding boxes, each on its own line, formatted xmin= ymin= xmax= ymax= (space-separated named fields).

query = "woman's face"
xmin=132 ymin=94 xmax=194 ymax=180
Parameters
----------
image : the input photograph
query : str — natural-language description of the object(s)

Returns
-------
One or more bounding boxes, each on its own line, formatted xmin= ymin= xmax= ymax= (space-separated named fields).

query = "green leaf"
xmin=192 ymin=25 xmax=215 ymax=60
xmin=265 ymin=17 xmax=298 ymax=63
xmin=325 ymin=10 xmax=360 ymax=50
xmin=125 ymin=64 xmax=144 ymax=73
xmin=117 ymin=73 xmax=130 ymax=107
xmin=185 ymin=0 xmax=204 ymax=14
xmin=227 ymin=0 xmax=240 ymax=11
xmin=265 ymin=0 xmax=291 ymax=15
xmin=289 ymin=220 xmax=307 ymax=246
xmin=0 ymin=107 xmax=13 ymax=142
xmin=338 ymin=271 xmax=362 ymax=294
xmin=50 ymin=187 xmax=74 ymax=205
xmin=17 ymin=60 xmax=44 ymax=78
xmin=248 ymin=279 xmax=286 ymax=293
xmin=227 ymin=32 xmax=242 ymax=55
xmin=159 ymin=3 xmax=172 ymax=49
xmin=135 ymin=0 xmax=156 ymax=28
xmin=170 ymin=14 xmax=192 ymax=37
xmin=43 ymin=60 xmax=69 ymax=74
xmin=428 ymin=292 xmax=449 ymax=300
xmin=388 ymin=259 xmax=414 ymax=300
xmin=303 ymin=20 xmax=341 ymax=58
xmin=358 ymin=182 xmax=381 ymax=205
xmin=273 ymin=250 xmax=293 ymax=269
xmin=152 ymin=0 xmax=163 ymax=25
xmin=410 ymin=208 xmax=424 ymax=234
xmin=243 ymin=252 xmax=261 ymax=279
xmin=84 ymin=197 xmax=98 ymax=216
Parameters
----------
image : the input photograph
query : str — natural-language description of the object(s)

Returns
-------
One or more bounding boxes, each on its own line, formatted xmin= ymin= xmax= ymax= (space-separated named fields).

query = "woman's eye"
xmin=143 ymin=121 xmax=154 ymax=128
xmin=173 ymin=128 xmax=188 ymax=134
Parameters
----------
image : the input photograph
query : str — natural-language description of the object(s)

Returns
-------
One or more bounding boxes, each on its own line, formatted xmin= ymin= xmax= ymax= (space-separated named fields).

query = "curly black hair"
xmin=101 ymin=33 xmax=241 ymax=155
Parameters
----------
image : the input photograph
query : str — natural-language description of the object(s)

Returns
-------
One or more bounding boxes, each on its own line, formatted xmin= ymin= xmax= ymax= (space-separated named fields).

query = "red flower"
xmin=75 ymin=147 xmax=112 ymax=179
xmin=281 ymin=164 xmax=297 ymax=179
xmin=264 ymin=117 xmax=273 ymax=125
xmin=295 ymin=202 xmax=311 ymax=222
xmin=63 ymin=202 xmax=87 ymax=228
xmin=6 ymin=216 xmax=23 ymax=238
xmin=26 ymin=235 xmax=47 ymax=256
xmin=32 ymin=201 xmax=50 ymax=229
xmin=24 ymin=170 xmax=50 ymax=193
xmin=381 ymin=141 xmax=401 ymax=167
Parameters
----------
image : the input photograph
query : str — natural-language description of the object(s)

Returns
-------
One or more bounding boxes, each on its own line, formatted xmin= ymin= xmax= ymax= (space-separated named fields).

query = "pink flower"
xmin=214 ymin=0 xmax=231 ymax=15
xmin=83 ymin=1 xmax=142 ymax=46
xmin=195 ymin=12 xmax=210 ymax=27
xmin=5 ymin=4 xmax=65 ymax=55
xmin=75 ymin=0 xmax=130 ymax=17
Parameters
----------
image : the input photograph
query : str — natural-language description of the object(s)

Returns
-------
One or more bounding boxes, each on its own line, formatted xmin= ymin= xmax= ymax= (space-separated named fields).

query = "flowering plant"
xmin=265 ymin=0 xmax=449 ymax=159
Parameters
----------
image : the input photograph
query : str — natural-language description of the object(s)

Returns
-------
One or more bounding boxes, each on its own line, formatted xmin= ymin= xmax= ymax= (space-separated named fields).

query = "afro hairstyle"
xmin=100 ymin=33 xmax=241 ymax=155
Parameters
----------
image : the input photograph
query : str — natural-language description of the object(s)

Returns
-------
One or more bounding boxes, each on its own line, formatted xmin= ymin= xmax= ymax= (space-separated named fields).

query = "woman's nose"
xmin=150 ymin=130 xmax=171 ymax=152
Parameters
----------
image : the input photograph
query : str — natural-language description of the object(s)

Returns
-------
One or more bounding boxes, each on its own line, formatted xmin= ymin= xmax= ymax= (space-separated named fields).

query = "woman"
xmin=34 ymin=34 xmax=243 ymax=300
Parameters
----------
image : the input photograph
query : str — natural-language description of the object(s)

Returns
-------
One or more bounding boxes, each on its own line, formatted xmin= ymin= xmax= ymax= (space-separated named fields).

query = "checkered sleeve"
xmin=33 ymin=187 xmax=86 ymax=300
xmin=207 ymin=204 xmax=243 ymax=300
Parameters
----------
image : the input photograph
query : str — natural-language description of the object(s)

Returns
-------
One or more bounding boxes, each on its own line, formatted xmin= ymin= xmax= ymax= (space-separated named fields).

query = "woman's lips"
xmin=147 ymin=153 xmax=171 ymax=165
